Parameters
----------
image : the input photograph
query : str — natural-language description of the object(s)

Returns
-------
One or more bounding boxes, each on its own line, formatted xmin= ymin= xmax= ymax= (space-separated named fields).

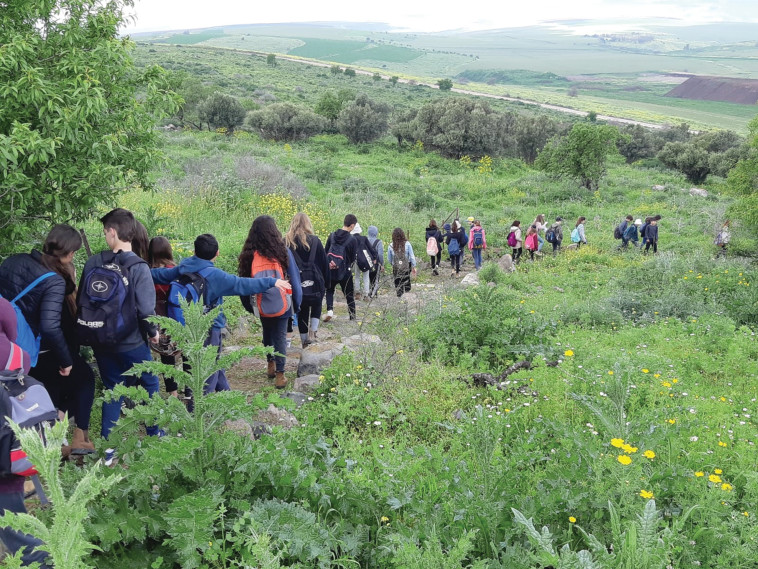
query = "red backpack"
xmin=251 ymin=255 xmax=291 ymax=318
xmin=525 ymin=233 xmax=538 ymax=251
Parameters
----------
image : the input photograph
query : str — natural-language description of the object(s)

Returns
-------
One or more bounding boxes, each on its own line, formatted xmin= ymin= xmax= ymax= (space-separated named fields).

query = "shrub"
xmin=245 ymin=102 xmax=326 ymax=141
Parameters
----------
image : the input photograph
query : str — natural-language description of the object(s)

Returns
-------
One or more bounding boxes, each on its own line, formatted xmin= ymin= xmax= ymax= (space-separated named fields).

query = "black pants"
xmin=326 ymin=274 xmax=356 ymax=318
xmin=32 ymin=350 xmax=95 ymax=431
xmin=450 ymin=253 xmax=461 ymax=273
xmin=0 ymin=489 xmax=51 ymax=568
xmin=429 ymin=252 xmax=441 ymax=270
xmin=297 ymin=296 xmax=323 ymax=333
xmin=552 ymin=241 xmax=561 ymax=255
xmin=394 ymin=271 xmax=411 ymax=297
xmin=369 ymin=268 xmax=380 ymax=296
xmin=644 ymin=240 xmax=657 ymax=254
xmin=512 ymin=247 xmax=523 ymax=263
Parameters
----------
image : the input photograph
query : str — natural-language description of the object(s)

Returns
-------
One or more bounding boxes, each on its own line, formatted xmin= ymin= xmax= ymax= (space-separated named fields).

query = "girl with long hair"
xmin=285 ymin=213 xmax=327 ymax=347
xmin=239 ymin=216 xmax=302 ymax=389
xmin=509 ymin=220 xmax=523 ymax=263
xmin=425 ymin=219 xmax=443 ymax=275
xmin=131 ymin=221 xmax=150 ymax=262
xmin=533 ymin=214 xmax=547 ymax=253
xmin=387 ymin=227 xmax=417 ymax=297
xmin=572 ymin=216 xmax=587 ymax=249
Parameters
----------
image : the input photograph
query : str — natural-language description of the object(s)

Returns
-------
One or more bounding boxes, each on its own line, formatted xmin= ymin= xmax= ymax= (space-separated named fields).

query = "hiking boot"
xmin=267 ymin=360 xmax=276 ymax=378
xmin=274 ymin=372 xmax=287 ymax=390
xmin=433 ymin=268 xmax=439 ymax=276
xmin=323 ymin=310 xmax=334 ymax=322
xmin=355 ymin=292 xmax=362 ymax=301
xmin=70 ymin=428 xmax=96 ymax=455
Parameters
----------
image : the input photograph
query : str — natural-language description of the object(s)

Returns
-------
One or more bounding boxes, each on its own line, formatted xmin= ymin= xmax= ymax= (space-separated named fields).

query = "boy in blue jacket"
xmin=150 ymin=234 xmax=293 ymax=394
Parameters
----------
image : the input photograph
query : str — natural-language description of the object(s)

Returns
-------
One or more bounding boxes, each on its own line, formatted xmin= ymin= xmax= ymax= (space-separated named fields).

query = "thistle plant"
xmin=0 ymin=417 xmax=121 ymax=569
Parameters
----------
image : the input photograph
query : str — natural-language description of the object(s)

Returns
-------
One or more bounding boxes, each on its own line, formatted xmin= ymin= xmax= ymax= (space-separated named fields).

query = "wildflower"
xmin=373 ymin=421 xmax=382 ymax=426
xmin=643 ymin=450 xmax=656 ymax=459
xmin=642 ymin=369 xmax=649 ymax=373
xmin=621 ymin=444 xmax=638 ymax=454
xmin=569 ymin=516 xmax=576 ymax=523
xmin=719 ymin=441 xmax=727 ymax=447
xmin=608 ymin=371 xmax=614 ymax=375
xmin=617 ymin=455 xmax=632 ymax=465
xmin=610 ymin=438 xmax=625 ymax=448
xmin=640 ymin=490 xmax=654 ymax=499
xmin=714 ymin=469 xmax=722 ymax=474
xmin=694 ymin=471 xmax=704 ymax=477
xmin=667 ymin=419 xmax=676 ymax=425
xmin=564 ymin=349 xmax=574 ymax=357
xmin=744 ymin=512 xmax=749 ymax=517
xmin=709 ymin=474 xmax=722 ymax=484
xmin=653 ymin=373 xmax=661 ymax=378
xmin=722 ymin=483 xmax=733 ymax=491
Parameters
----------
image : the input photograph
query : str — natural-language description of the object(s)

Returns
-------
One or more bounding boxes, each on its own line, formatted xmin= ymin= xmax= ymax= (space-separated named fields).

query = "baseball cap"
xmin=467 ymin=216 xmax=475 ymax=222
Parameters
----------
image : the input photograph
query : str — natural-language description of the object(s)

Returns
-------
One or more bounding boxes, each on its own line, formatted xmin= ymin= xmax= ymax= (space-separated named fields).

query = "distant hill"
xmin=666 ymin=76 xmax=758 ymax=105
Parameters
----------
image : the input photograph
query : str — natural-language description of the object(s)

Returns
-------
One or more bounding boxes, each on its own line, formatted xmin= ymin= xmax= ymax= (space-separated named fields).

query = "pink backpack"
xmin=525 ymin=233 xmax=538 ymax=251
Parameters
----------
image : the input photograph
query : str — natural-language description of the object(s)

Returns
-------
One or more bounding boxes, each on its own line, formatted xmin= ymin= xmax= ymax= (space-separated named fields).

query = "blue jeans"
xmin=537 ymin=235 xmax=545 ymax=252
xmin=0 ymin=489 xmax=51 ymax=568
xmin=471 ymin=248 xmax=483 ymax=270
xmin=261 ymin=317 xmax=289 ymax=373
xmin=204 ymin=327 xmax=230 ymax=393
xmin=95 ymin=343 xmax=160 ymax=439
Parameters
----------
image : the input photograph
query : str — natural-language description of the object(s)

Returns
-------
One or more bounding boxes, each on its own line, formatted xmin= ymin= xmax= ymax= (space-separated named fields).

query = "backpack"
xmin=714 ymin=231 xmax=725 ymax=246
xmin=166 ymin=267 xmax=216 ymax=326
xmin=571 ymin=227 xmax=581 ymax=243
xmin=391 ymin=244 xmax=411 ymax=276
xmin=613 ymin=225 xmax=623 ymax=240
xmin=76 ymin=252 xmax=145 ymax=348
xmin=426 ymin=236 xmax=439 ymax=256
xmin=507 ymin=231 xmax=518 ymax=248
xmin=525 ymin=233 xmax=538 ymax=251
xmin=250 ymin=254 xmax=291 ymax=318
xmin=447 ymin=234 xmax=461 ymax=256
xmin=473 ymin=229 xmax=484 ymax=248
xmin=326 ymin=234 xmax=349 ymax=281
xmin=0 ymin=369 xmax=58 ymax=479
xmin=0 ymin=272 xmax=55 ymax=368
xmin=292 ymin=243 xmax=325 ymax=301
xmin=356 ymin=235 xmax=379 ymax=272
xmin=545 ymin=227 xmax=557 ymax=244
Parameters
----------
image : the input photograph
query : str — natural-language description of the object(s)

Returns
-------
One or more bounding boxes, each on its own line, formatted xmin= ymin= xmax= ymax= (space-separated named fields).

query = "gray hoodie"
xmin=367 ymin=226 xmax=384 ymax=267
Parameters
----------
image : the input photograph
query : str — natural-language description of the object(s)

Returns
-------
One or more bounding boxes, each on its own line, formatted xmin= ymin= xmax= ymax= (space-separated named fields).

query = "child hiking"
xmin=468 ymin=220 xmax=486 ymax=270
xmin=387 ymin=228 xmax=417 ymax=297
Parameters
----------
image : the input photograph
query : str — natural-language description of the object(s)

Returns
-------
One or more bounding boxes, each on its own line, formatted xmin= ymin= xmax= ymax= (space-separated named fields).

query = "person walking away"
xmin=237 ymin=218 xmax=302 ymax=389
xmin=132 ymin=221 xmax=150 ymax=262
xmin=571 ymin=217 xmax=587 ymax=249
xmin=715 ymin=220 xmax=730 ymax=258
xmin=508 ymin=220 xmax=523 ymax=263
xmin=468 ymin=220 xmax=487 ymax=270
xmin=425 ymin=220 xmax=443 ymax=275
xmin=639 ymin=217 xmax=651 ymax=249
xmin=533 ymin=214 xmax=547 ymax=253
xmin=367 ymin=226 xmax=384 ymax=297
xmin=148 ymin=236 xmax=183 ymax=398
xmin=644 ymin=218 xmax=659 ymax=254
xmin=545 ymin=217 xmax=564 ymax=256
xmin=524 ymin=225 xmax=539 ymax=261
xmin=615 ymin=215 xmax=633 ymax=250
xmin=324 ymin=215 xmax=358 ymax=321
xmin=387 ymin=228 xmax=417 ymax=297
xmin=350 ymin=223 xmax=371 ymax=300
xmin=29 ymin=226 xmax=95 ymax=454
xmin=446 ymin=221 xmax=466 ymax=277
xmin=622 ymin=219 xmax=642 ymax=249
xmin=285 ymin=213 xmax=327 ymax=347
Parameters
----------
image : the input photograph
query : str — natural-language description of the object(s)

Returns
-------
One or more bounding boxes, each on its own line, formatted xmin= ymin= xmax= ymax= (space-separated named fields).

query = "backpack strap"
xmin=11 ymin=272 xmax=56 ymax=304
xmin=5 ymin=343 xmax=25 ymax=372
xmin=197 ymin=266 xmax=217 ymax=308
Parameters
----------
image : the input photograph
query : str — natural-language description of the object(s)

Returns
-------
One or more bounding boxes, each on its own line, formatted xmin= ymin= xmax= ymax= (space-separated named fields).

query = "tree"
xmin=266 ymin=53 xmax=277 ymax=67
xmin=373 ymin=73 xmax=382 ymax=82
xmin=330 ymin=65 xmax=342 ymax=75
xmin=245 ymin=103 xmax=325 ymax=141
xmin=344 ymin=68 xmax=356 ymax=77
xmin=0 ymin=0 xmax=179 ymax=243
xmin=390 ymin=76 xmax=399 ymax=86
xmin=437 ymin=78 xmax=453 ymax=91
xmin=535 ymin=123 xmax=620 ymax=190
xmin=166 ymin=71 xmax=215 ymax=129
xmin=337 ymin=94 xmax=390 ymax=144
xmin=617 ymin=124 xmax=656 ymax=164
xmin=197 ymin=92 xmax=246 ymax=133
xmin=726 ymin=115 xmax=758 ymax=236
xmin=514 ymin=115 xmax=562 ymax=165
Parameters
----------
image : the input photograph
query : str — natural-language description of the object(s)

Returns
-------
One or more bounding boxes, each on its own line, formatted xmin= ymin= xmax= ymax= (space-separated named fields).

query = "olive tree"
xmin=0 ymin=0 xmax=179 ymax=243
xmin=198 ymin=92 xmax=246 ymax=133
xmin=337 ymin=94 xmax=390 ymax=144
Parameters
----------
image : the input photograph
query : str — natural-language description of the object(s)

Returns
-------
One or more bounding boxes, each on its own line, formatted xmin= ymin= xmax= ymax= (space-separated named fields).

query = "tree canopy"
xmin=0 ymin=0 xmax=179 ymax=242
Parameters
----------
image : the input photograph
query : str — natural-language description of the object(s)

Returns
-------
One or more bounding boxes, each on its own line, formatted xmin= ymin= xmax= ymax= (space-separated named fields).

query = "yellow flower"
xmin=610 ymin=438 xmax=625 ymax=448
xmin=719 ymin=441 xmax=728 ymax=447
xmin=722 ymin=483 xmax=733 ymax=491
xmin=744 ymin=512 xmax=749 ymax=517
xmin=714 ymin=468 xmax=722 ymax=474
xmin=621 ymin=444 xmax=638 ymax=454
xmin=667 ymin=419 xmax=676 ymax=425
xmin=380 ymin=516 xmax=390 ymax=523
xmin=643 ymin=450 xmax=655 ymax=459
xmin=617 ymin=455 xmax=632 ymax=465
xmin=694 ymin=471 xmax=704 ymax=477
xmin=639 ymin=490 xmax=654 ymax=499
xmin=642 ymin=369 xmax=649 ymax=373
xmin=709 ymin=474 xmax=722 ymax=484
xmin=608 ymin=371 xmax=614 ymax=375
xmin=569 ymin=516 xmax=576 ymax=523
xmin=564 ymin=349 xmax=574 ymax=357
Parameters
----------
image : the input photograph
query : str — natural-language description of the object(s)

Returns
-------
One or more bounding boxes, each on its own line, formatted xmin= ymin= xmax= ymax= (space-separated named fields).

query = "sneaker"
xmin=433 ymin=269 xmax=439 ymax=276
xmin=324 ymin=310 xmax=334 ymax=322
xmin=104 ymin=448 xmax=117 ymax=467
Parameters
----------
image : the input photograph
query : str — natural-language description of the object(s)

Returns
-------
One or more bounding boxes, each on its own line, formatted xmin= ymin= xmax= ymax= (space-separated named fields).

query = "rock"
xmin=554 ymin=286 xmax=565 ymax=293
xmin=255 ymin=404 xmax=299 ymax=429
xmin=223 ymin=419 xmax=254 ymax=438
xmin=498 ymin=254 xmax=515 ymax=273
xmin=293 ymin=374 xmax=321 ymax=392
xmin=689 ymin=188 xmax=708 ymax=197
xmin=652 ymin=184 xmax=666 ymax=191
xmin=221 ymin=345 xmax=243 ymax=355
xmin=343 ymin=334 xmax=381 ymax=350
xmin=282 ymin=391 xmax=308 ymax=407
xmin=461 ymin=272 xmax=480 ymax=286
xmin=297 ymin=341 xmax=345 ymax=377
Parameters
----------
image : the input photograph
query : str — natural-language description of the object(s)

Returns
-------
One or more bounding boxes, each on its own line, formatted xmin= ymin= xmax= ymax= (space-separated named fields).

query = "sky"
xmin=123 ymin=0 xmax=758 ymax=34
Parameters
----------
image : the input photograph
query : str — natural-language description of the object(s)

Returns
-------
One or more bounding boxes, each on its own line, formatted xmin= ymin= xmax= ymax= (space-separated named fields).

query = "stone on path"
xmin=689 ymin=187 xmax=708 ymax=197
xmin=255 ymin=404 xmax=299 ymax=429
xmin=652 ymin=184 xmax=666 ymax=191
xmin=297 ymin=341 xmax=345 ymax=377
xmin=293 ymin=374 xmax=320 ymax=392
xmin=461 ymin=272 xmax=479 ymax=286
xmin=498 ymin=254 xmax=515 ymax=273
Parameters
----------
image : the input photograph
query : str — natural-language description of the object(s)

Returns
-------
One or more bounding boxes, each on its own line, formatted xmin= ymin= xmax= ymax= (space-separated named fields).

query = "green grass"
xmin=288 ymin=38 xmax=421 ymax=64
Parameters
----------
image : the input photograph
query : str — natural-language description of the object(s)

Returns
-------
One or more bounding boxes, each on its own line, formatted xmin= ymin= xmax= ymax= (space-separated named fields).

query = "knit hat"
xmin=634 ymin=219 xmax=642 ymax=226
xmin=367 ymin=225 xmax=378 ymax=239
xmin=443 ymin=223 xmax=451 ymax=231
xmin=351 ymin=223 xmax=362 ymax=235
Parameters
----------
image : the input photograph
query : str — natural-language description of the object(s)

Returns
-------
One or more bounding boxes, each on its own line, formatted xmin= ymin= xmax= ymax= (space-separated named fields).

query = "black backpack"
xmin=355 ymin=235 xmax=378 ymax=272
xmin=613 ymin=225 xmax=623 ymax=240
xmin=326 ymin=233 xmax=349 ymax=281
xmin=391 ymin=245 xmax=410 ymax=276
xmin=545 ymin=226 xmax=557 ymax=244
xmin=76 ymin=251 xmax=145 ymax=347
xmin=292 ymin=243 xmax=325 ymax=301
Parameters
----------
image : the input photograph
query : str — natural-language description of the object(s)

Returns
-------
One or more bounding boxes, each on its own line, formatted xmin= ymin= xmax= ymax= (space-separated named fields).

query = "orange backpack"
xmin=251 ymin=254 xmax=291 ymax=318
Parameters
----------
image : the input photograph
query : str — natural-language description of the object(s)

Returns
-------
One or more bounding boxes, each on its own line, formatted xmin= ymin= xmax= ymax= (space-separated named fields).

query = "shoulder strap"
xmin=11 ymin=272 xmax=56 ymax=304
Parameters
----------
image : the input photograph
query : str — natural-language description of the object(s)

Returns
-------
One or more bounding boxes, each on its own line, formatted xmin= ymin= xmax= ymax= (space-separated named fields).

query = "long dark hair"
xmin=238 ymin=215 xmax=290 ymax=278
xmin=132 ymin=221 xmax=149 ymax=261
xmin=391 ymin=227 xmax=407 ymax=254
xmin=148 ymin=236 xmax=174 ymax=268
xmin=576 ymin=216 xmax=586 ymax=228
xmin=41 ymin=224 xmax=82 ymax=317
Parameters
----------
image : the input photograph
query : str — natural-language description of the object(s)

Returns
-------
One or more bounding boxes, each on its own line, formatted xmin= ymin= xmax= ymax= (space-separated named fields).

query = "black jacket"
xmin=425 ymin=227 xmax=443 ymax=250
xmin=445 ymin=229 xmax=467 ymax=249
xmin=0 ymin=251 xmax=73 ymax=368
xmin=290 ymin=234 xmax=328 ymax=284
xmin=325 ymin=230 xmax=357 ymax=281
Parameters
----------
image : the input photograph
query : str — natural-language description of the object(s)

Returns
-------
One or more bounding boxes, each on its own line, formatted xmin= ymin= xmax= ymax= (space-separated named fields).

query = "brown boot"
xmin=274 ymin=371 xmax=287 ymax=390
xmin=267 ymin=359 xmax=276 ymax=378
xmin=71 ymin=428 xmax=96 ymax=455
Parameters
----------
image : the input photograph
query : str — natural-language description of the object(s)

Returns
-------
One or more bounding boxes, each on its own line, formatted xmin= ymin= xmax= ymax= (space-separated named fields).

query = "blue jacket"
xmin=151 ymin=253 xmax=302 ymax=328
xmin=623 ymin=224 xmax=638 ymax=242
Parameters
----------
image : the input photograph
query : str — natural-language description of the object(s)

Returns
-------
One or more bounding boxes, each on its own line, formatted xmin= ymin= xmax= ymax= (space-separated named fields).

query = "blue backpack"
xmin=166 ymin=267 xmax=216 ymax=326
xmin=1 ymin=272 xmax=55 ymax=367
xmin=76 ymin=251 xmax=145 ymax=347
xmin=473 ymin=228 xmax=484 ymax=248
xmin=448 ymin=234 xmax=461 ymax=256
